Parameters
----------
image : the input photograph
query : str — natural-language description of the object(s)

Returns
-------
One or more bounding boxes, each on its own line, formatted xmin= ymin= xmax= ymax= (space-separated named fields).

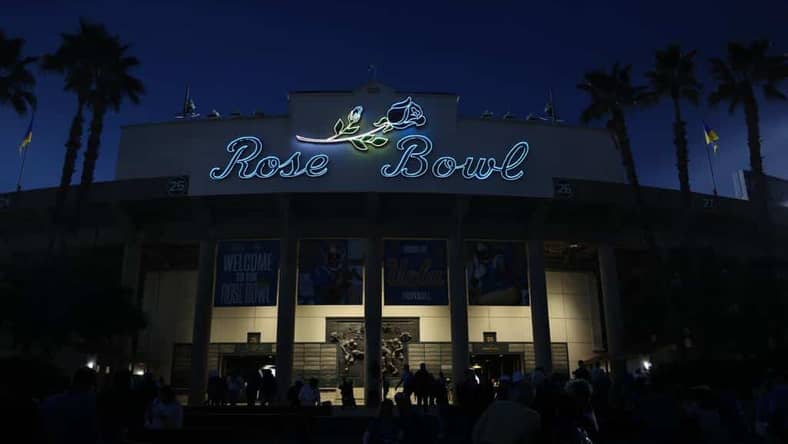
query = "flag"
xmin=703 ymin=122 xmax=719 ymax=153
xmin=18 ymin=114 xmax=33 ymax=154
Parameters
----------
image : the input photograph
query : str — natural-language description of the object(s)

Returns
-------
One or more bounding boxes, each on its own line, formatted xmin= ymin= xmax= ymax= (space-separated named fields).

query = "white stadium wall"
xmin=115 ymin=83 xmax=626 ymax=198
xmin=137 ymin=268 xmax=602 ymax=382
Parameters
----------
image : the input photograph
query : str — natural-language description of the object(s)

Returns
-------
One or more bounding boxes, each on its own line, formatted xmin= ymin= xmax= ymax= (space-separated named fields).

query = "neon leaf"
xmin=370 ymin=136 xmax=387 ymax=147
xmin=334 ymin=119 xmax=344 ymax=135
xmin=350 ymin=139 xmax=368 ymax=151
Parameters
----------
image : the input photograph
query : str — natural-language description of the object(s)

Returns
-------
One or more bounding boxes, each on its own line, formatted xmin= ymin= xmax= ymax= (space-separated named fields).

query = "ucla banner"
xmin=384 ymin=239 xmax=448 ymax=305
xmin=214 ymin=240 xmax=279 ymax=307
xmin=466 ymin=241 xmax=529 ymax=306
xmin=298 ymin=239 xmax=364 ymax=305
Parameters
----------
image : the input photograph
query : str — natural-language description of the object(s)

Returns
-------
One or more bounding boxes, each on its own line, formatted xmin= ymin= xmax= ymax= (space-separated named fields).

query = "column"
xmin=527 ymin=240 xmax=553 ymax=373
xmin=449 ymin=199 xmax=469 ymax=387
xmin=275 ymin=198 xmax=297 ymax=401
xmin=120 ymin=239 xmax=142 ymax=370
xmin=188 ymin=239 xmax=216 ymax=406
xmin=364 ymin=235 xmax=382 ymax=407
xmin=598 ymin=244 xmax=625 ymax=375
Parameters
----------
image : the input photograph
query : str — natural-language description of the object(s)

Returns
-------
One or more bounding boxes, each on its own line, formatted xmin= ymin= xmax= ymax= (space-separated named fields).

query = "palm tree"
xmin=72 ymin=25 xmax=144 ymax=221
xmin=0 ymin=30 xmax=36 ymax=115
xmin=646 ymin=45 xmax=702 ymax=209
xmin=708 ymin=40 xmax=788 ymax=220
xmin=41 ymin=21 xmax=102 ymax=222
xmin=578 ymin=63 xmax=649 ymax=208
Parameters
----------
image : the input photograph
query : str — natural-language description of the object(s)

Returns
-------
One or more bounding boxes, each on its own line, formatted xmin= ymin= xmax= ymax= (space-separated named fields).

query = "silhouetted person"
xmin=382 ymin=374 xmax=391 ymax=399
xmin=41 ymin=367 xmax=100 ymax=444
xmin=435 ymin=372 xmax=448 ymax=405
xmin=413 ymin=363 xmax=431 ymax=411
xmin=555 ymin=379 xmax=597 ymax=444
xmin=340 ymin=377 xmax=356 ymax=409
xmin=227 ymin=374 xmax=242 ymax=406
xmin=144 ymin=386 xmax=183 ymax=429
xmin=207 ymin=369 xmax=225 ymax=406
xmin=573 ymin=360 xmax=591 ymax=382
xmin=137 ymin=372 xmax=158 ymax=416
xmin=766 ymin=370 xmax=788 ymax=442
xmin=395 ymin=364 xmax=414 ymax=400
xmin=394 ymin=392 xmax=430 ymax=444
xmin=98 ymin=370 xmax=134 ymax=444
xmin=473 ymin=381 xmax=540 ymax=444
xmin=244 ymin=367 xmax=261 ymax=407
xmin=261 ymin=369 xmax=277 ymax=406
xmin=299 ymin=378 xmax=320 ymax=406
xmin=287 ymin=380 xmax=304 ymax=407
xmin=363 ymin=399 xmax=402 ymax=444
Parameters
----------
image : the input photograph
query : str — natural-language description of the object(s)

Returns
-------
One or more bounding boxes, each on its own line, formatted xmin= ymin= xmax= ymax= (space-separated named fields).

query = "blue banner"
xmin=466 ymin=241 xmax=529 ymax=305
xmin=384 ymin=239 xmax=448 ymax=305
xmin=214 ymin=240 xmax=279 ymax=306
xmin=298 ymin=239 xmax=364 ymax=305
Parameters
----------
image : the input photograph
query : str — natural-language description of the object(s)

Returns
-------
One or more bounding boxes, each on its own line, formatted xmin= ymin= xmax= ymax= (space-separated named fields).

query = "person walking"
xmin=340 ymin=377 xmax=356 ymax=409
xmin=363 ymin=399 xmax=402 ymax=444
xmin=414 ymin=363 xmax=432 ymax=411
xmin=299 ymin=378 xmax=321 ymax=407
xmin=382 ymin=374 xmax=391 ymax=400
xmin=244 ymin=367 xmax=261 ymax=407
xmin=144 ymin=386 xmax=183 ymax=430
xmin=261 ymin=369 xmax=277 ymax=406
xmin=41 ymin=367 xmax=101 ymax=444
xmin=572 ymin=360 xmax=591 ymax=382
xmin=227 ymin=374 xmax=241 ymax=406
xmin=472 ymin=381 xmax=541 ymax=444
xmin=395 ymin=364 xmax=415 ymax=401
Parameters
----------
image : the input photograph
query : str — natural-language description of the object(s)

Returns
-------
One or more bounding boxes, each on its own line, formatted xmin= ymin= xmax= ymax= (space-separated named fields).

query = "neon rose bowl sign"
xmin=209 ymin=97 xmax=529 ymax=181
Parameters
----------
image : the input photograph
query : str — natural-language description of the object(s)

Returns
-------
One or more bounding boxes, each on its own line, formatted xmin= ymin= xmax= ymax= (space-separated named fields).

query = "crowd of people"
xmin=5 ymin=366 xmax=185 ymax=444
xmin=390 ymin=363 xmax=450 ymax=410
xmin=206 ymin=367 xmax=278 ymax=407
xmin=364 ymin=360 xmax=788 ymax=443
xmin=9 ymin=358 xmax=788 ymax=443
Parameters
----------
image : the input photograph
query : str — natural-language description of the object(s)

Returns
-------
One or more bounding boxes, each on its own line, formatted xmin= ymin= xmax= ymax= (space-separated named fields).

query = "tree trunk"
xmin=672 ymin=97 xmax=691 ymax=209
xmin=74 ymin=103 xmax=106 ymax=225
xmin=612 ymin=108 xmax=645 ymax=209
xmin=53 ymin=99 xmax=85 ymax=225
xmin=743 ymin=95 xmax=767 ymax=216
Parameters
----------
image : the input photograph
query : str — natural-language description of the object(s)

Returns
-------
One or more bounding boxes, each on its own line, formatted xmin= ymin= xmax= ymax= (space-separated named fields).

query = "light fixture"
xmin=642 ymin=360 xmax=652 ymax=371
xmin=132 ymin=362 xmax=146 ymax=376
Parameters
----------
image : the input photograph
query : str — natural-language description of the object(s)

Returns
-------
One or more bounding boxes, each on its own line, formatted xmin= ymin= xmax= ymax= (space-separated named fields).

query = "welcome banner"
xmin=214 ymin=240 xmax=279 ymax=306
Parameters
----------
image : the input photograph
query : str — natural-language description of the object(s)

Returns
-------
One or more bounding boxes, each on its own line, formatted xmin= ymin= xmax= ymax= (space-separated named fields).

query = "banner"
xmin=298 ymin=239 xmax=363 ymax=305
xmin=466 ymin=241 xmax=529 ymax=305
xmin=214 ymin=240 xmax=279 ymax=306
xmin=384 ymin=239 xmax=447 ymax=305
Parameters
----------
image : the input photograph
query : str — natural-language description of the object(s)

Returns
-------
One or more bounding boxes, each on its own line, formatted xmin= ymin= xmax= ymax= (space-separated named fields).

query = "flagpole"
xmin=704 ymin=142 xmax=718 ymax=197
xmin=16 ymin=147 xmax=29 ymax=193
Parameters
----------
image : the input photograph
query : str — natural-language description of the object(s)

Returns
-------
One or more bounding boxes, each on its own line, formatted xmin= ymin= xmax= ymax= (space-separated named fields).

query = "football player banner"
xmin=466 ymin=241 xmax=529 ymax=305
xmin=383 ymin=239 xmax=448 ymax=305
xmin=298 ymin=239 xmax=364 ymax=305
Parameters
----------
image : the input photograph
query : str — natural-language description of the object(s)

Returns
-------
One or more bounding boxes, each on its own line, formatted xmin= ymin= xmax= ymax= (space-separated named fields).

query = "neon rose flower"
xmin=382 ymin=97 xmax=426 ymax=130
xmin=296 ymin=97 xmax=428 ymax=151
xmin=347 ymin=106 xmax=363 ymax=124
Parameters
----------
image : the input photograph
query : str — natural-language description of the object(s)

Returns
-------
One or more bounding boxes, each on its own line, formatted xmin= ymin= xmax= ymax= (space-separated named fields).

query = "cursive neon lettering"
xmin=210 ymin=135 xmax=528 ymax=182
xmin=210 ymin=136 xmax=329 ymax=181
xmin=380 ymin=135 xmax=431 ymax=178
xmin=501 ymin=142 xmax=529 ymax=180
xmin=432 ymin=156 xmax=456 ymax=178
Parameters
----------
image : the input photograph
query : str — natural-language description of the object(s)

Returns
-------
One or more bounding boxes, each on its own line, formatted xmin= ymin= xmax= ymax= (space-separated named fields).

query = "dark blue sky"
xmin=2 ymin=0 xmax=787 ymax=195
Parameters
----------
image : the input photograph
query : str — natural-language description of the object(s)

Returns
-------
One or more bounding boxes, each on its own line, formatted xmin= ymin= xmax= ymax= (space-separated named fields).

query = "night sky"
xmin=2 ymin=0 xmax=787 ymax=196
